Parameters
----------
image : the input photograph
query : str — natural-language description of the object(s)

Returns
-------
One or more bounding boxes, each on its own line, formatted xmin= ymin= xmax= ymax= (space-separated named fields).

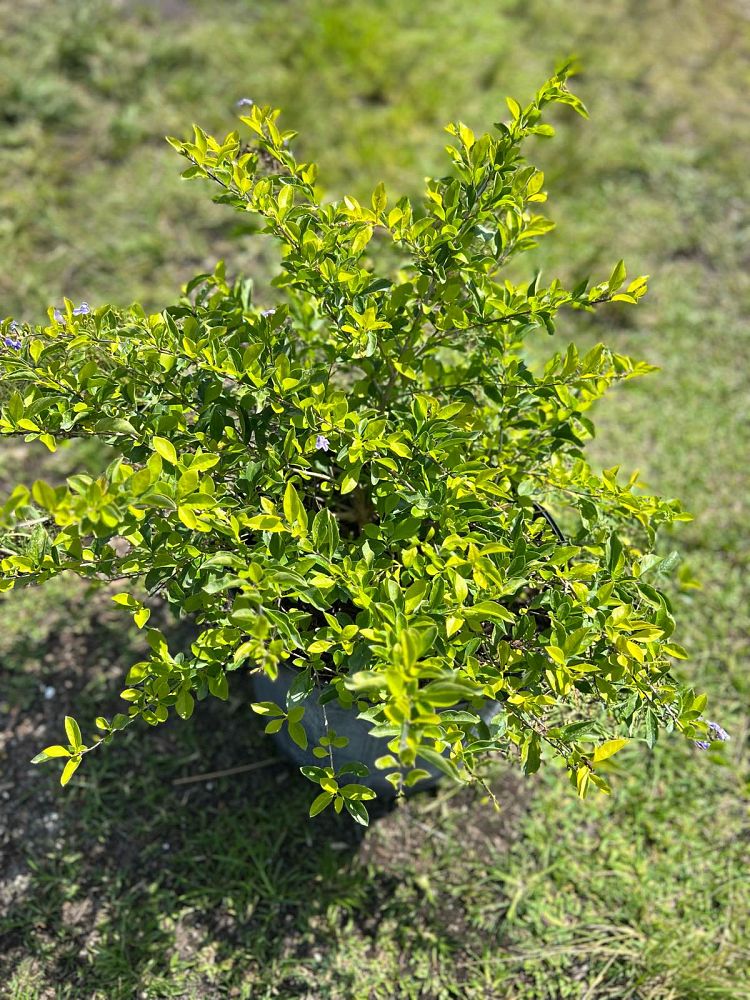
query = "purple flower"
xmin=707 ymin=720 xmax=730 ymax=742
xmin=693 ymin=740 xmax=711 ymax=751
xmin=236 ymin=98 xmax=254 ymax=107
xmin=72 ymin=301 xmax=90 ymax=316
xmin=260 ymin=308 xmax=275 ymax=317
xmin=4 ymin=321 xmax=22 ymax=348
xmin=315 ymin=434 xmax=330 ymax=452
xmin=53 ymin=308 xmax=64 ymax=322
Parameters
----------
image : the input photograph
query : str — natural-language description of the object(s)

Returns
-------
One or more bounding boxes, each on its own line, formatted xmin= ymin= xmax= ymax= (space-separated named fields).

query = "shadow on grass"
xmin=9 ymin=738 xmax=394 ymax=997
xmin=1 ymin=584 xmax=494 ymax=998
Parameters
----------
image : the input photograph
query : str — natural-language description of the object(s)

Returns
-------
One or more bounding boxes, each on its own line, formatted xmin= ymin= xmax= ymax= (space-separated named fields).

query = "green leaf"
xmin=300 ymin=765 xmax=329 ymax=782
xmin=60 ymin=757 xmax=81 ymax=786
xmin=371 ymin=181 xmax=387 ymax=214
xmin=6 ymin=391 xmax=24 ymax=423
xmin=288 ymin=721 xmax=308 ymax=750
xmin=575 ymin=765 xmax=590 ymax=799
xmin=465 ymin=601 xmax=515 ymax=624
xmin=309 ymin=791 xmax=334 ymax=817
xmin=251 ymin=700 xmax=284 ymax=717
xmin=592 ymin=738 xmax=629 ymax=763
xmin=231 ymin=609 xmax=261 ymax=629
xmin=404 ymin=768 xmax=433 ymax=788
xmin=31 ymin=745 xmax=71 ymax=763
xmin=128 ymin=467 xmax=152 ymax=496
xmin=189 ymin=453 xmax=220 ymax=472
xmin=521 ymin=733 xmax=541 ymax=774
xmin=112 ymin=593 xmax=137 ymax=608
xmin=345 ymin=670 xmax=387 ymax=693
xmin=175 ymin=686 xmax=194 ymax=720
xmin=95 ymin=417 xmax=138 ymax=436
xmin=152 ymin=437 xmax=177 ymax=465
xmin=340 ymin=468 xmax=361 ymax=495
xmin=283 ymin=481 xmax=305 ymax=528
xmin=245 ymin=514 xmax=285 ymax=532
xmin=134 ymin=607 xmax=151 ymax=629
xmin=416 ymin=747 xmax=461 ymax=782
xmin=31 ymin=479 xmax=57 ymax=511
xmin=277 ymin=183 xmax=294 ymax=217
xmin=344 ymin=799 xmax=370 ymax=826
xmin=351 ymin=225 xmax=374 ymax=254
xmin=339 ymin=783 xmax=376 ymax=801
xmin=664 ymin=642 xmax=689 ymax=660
xmin=422 ymin=680 xmax=478 ymax=707
xmin=64 ymin=716 xmax=82 ymax=750
xmin=207 ymin=672 xmax=229 ymax=700
xmin=506 ymin=96 xmax=522 ymax=120
xmin=311 ymin=508 xmax=339 ymax=557
xmin=445 ymin=615 xmax=464 ymax=638
xmin=607 ymin=259 xmax=627 ymax=293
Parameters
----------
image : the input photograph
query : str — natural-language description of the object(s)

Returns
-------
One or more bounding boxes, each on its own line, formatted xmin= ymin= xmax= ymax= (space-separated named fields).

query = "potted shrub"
xmin=1 ymin=67 xmax=718 ymax=826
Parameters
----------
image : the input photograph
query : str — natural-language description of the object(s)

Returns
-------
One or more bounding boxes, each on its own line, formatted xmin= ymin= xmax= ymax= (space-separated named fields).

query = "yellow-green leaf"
xmin=592 ymin=738 xmax=629 ymax=763
xmin=134 ymin=607 xmax=151 ymax=629
xmin=309 ymin=791 xmax=334 ymax=817
xmin=175 ymin=686 xmax=194 ymax=720
xmin=152 ymin=437 xmax=177 ymax=465
xmin=64 ymin=716 xmax=82 ymax=749
xmin=31 ymin=745 xmax=71 ymax=763
xmin=246 ymin=513 xmax=285 ymax=532
xmin=60 ymin=757 xmax=81 ymax=786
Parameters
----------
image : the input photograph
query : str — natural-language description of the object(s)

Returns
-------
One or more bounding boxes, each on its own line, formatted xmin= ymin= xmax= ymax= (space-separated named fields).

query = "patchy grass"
xmin=1 ymin=0 xmax=749 ymax=997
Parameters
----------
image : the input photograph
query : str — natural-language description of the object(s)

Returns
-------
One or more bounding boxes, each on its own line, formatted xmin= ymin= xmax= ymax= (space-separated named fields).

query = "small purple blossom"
xmin=53 ymin=308 xmax=64 ymax=322
xmin=693 ymin=740 xmax=711 ymax=751
xmin=72 ymin=301 xmax=90 ymax=316
xmin=4 ymin=320 xmax=21 ymax=348
xmin=236 ymin=98 xmax=254 ymax=107
xmin=707 ymin=720 xmax=730 ymax=742
xmin=315 ymin=434 xmax=330 ymax=452
xmin=260 ymin=308 xmax=275 ymax=317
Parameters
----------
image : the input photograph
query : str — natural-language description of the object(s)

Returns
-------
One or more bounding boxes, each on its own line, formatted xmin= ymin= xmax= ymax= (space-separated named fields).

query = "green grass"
xmin=1 ymin=0 xmax=749 ymax=997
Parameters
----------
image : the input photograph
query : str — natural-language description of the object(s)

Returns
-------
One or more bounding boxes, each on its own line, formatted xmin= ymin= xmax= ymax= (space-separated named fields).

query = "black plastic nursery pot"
xmin=252 ymin=664 xmax=500 ymax=798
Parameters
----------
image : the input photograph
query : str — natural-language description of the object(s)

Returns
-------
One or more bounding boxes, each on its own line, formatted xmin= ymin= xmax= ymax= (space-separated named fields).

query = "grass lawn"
xmin=1 ymin=0 xmax=749 ymax=997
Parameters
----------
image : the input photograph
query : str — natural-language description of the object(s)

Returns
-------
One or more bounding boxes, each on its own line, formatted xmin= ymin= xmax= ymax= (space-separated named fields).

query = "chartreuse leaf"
xmin=31 ymin=480 xmax=57 ymax=511
xmin=134 ymin=607 xmax=151 ymax=629
xmin=592 ymin=738 xmax=629 ymax=763
xmin=64 ymin=716 xmax=82 ymax=750
xmin=31 ymin=746 xmax=71 ymax=763
xmin=251 ymin=701 xmax=284 ymax=717
xmin=60 ymin=757 xmax=81 ymax=786
xmin=152 ymin=437 xmax=177 ymax=465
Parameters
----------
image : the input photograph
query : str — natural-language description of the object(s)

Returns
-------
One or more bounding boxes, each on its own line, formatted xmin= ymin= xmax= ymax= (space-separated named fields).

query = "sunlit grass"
xmin=1 ymin=0 xmax=748 ymax=997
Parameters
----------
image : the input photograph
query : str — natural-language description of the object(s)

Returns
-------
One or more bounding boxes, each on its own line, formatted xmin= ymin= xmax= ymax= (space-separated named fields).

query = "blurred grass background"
xmin=1 ymin=0 xmax=748 ymax=997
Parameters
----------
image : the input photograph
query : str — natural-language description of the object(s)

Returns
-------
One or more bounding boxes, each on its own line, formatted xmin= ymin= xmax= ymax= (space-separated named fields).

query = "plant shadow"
xmin=2 ymin=584 xmax=512 ymax=998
